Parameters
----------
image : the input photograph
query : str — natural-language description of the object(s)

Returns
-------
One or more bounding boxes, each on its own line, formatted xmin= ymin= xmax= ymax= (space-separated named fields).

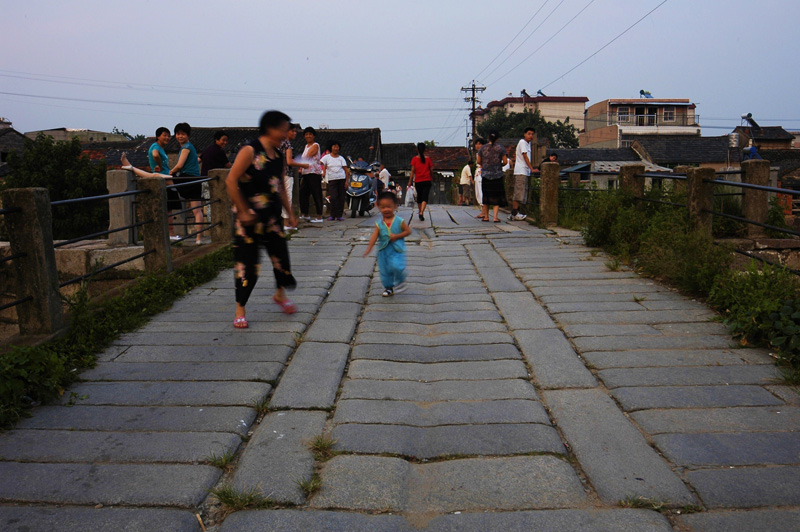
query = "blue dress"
xmin=376 ymin=216 xmax=407 ymax=289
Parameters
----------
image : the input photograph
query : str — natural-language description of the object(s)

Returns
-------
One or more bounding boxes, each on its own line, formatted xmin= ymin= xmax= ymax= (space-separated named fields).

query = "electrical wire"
xmin=480 ymin=0 xmax=566 ymax=83
xmin=473 ymin=0 xmax=550 ymax=80
xmin=488 ymin=0 xmax=597 ymax=86
xmin=541 ymin=0 xmax=669 ymax=90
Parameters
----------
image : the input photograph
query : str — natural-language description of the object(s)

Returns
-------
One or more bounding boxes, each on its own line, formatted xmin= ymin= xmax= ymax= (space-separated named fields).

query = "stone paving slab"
xmin=612 ymin=385 xmax=784 ymax=411
xmin=365 ymin=301 xmax=497 ymax=313
xmin=316 ymin=302 xmax=362 ymax=320
xmin=60 ymin=381 xmax=271 ymax=407
xmin=233 ymin=411 xmax=327 ymax=505
xmin=599 ymin=365 xmax=780 ymax=388
xmin=582 ymin=349 xmax=769 ymax=369
xmin=355 ymin=331 xmax=513 ymax=347
xmin=631 ymin=406 xmax=800 ymax=434
xmin=358 ymin=321 xmax=506 ymax=336
xmin=493 ymin=292 xmax=556 ymax=330
xmin=368 ymin=284 xmax=487 ymax=297
xmin=0 ymin=462 xmax=220 ymax=507
xmin=115 ymin=345 xmax=294 ymax=363
xmin=15 ymin=405 xmax=255 ymax=435
xmin=341 ymin=379 xmax=538 ymax=401
xmin=311 ymin=455 xmax=586 ymax=512
xmin=351 ymin=344 xmax=522 ymax=362
xmin=367 ymin=293 xmax=493 ymax=305
xmin=654 ymin=432 xmax=800 ymax=466
xmin=326 ymin=276 xmax=370 ymax=303
xmin=686 ymin=466 xmax=800 ymax=508
xmin=269 ymin=342 xmax=350 ymax=409
xmin=139 ymin=320 xmax=307 ymax=333
xmin=331 ymin=423 xmax=565 ymax=459
xmin=347 ymin=359 xmax=528 ymax=381
xmin=219 ymin=509 xmax=413 ymax=532
xmin=554 ymin=310 xmax=715 ymax=325
xmin=574 ymin=335 xmax=734 ymax=352
xmin=545 ymin=301 xmax=645 ymax=313
xmin=0 ymin=507 xmax=202 ymax=532
xmin=333 ymin=399 xmax=549 ymax=426
xmin=80 ymin=361 xmax=284 ymax=382
xmin=515 ymin=329 xmax=597 ymax=389
xmin=539 ymin=292 xmax=680 ymax=304
xmin=361 ymin=310 xmax=504 ymax=324
xmin=113 ymin=331 xmax=297 ymax=347
xmin=678 ymin=508 xmax=800 ymax=532
xmin=303 ymin=318 xmax=358 ymax=343
xmin=544 ymin=389 xmax=696 ymax=506
xmin=0 ymin=429 xmax=240 ymax=464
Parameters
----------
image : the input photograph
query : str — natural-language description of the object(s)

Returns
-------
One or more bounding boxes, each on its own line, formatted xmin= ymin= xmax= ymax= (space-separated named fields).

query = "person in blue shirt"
xmin=363 ymin=191 xmax=411 ymax=297
xmin=146 ymin=127 xmax=181 ymax=239
xmin=169 ymin=123 xmax=206 ymax=245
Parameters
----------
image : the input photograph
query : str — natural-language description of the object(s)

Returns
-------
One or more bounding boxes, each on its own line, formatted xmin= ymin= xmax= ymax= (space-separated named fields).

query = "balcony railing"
xmin=608 ymin=113 xmax=699 ymax=127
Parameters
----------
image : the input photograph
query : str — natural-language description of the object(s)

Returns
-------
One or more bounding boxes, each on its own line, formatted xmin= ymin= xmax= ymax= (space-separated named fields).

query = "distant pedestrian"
xmin=298 ymin=127 xmax=324 ymax=223
xmin=226 ymin=110 xmax=298 ymax=328
xmin=378 ymin=163 xmax=392 ymax=188
xmin=364 ymin=191 xmax=411 ymax=297
xmin=510 ymin=127 xmax=536 ymax=221
xmin=170 ymin=123 xmax=206 ymax=245
xmin=280 ymin=123 xmax=309 ymax=231
xmin=473 ymin=138 xmax=485 ymax=216
xmin=459 ymin=159 xmax=474 ymax=205
xmin=405 ymin=183 xmax=416 ymax=208
xmin=321 ymin=140 xmax=350 ymax=221
xmin=409 ymin=142 xmax=433 ymax=221
xmin=477 ymin=133 xmax=508 ymax=222
xmin=200 ymin=130 xmax=232 ymax=176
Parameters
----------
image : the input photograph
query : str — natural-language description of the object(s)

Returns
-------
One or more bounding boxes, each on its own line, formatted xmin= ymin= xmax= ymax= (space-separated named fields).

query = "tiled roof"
xmin=381 ymin=143 xmax=418 ymax=172
xmin=428 ymin=146 xmax=470 ymax=170
xmin=0 ymin=127 xmax=26 ymax=153
xmin=760 ymin=149 xmax=800 ymax=179
xmin=734 ymin=126 xmax=794 ymax=141
xmin=632 ymin=135 xmax=730 ymax=165
xmin=548 ymin=148 xmax=641 ymax=165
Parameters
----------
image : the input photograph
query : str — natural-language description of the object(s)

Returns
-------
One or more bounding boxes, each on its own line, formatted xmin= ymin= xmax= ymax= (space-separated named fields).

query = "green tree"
xmin=111 ymin=126 xmax=145 ymax=141
xmin=477 ymin=109 xmax=579 ymax=148
xmin=423 ymin=140 xmax=438 ymax=147
xmin=3 ymin=133 xmax=109 ymax=240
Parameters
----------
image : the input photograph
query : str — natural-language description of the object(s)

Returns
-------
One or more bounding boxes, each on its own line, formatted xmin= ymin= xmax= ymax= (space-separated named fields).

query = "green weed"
xmin=620 ymin=495 xmax=666 ymax=511
xmin=210 ymin=484 xmax=272 ymax=515
xmin=297 ymin=473 xmax=322 ymax=496
xmin=309 ymin=434 xmax=338 ymax=462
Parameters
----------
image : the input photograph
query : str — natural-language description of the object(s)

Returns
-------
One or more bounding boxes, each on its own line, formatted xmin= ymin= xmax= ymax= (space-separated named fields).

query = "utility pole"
xmin=461 ymin=81 xmax=486 ymax=151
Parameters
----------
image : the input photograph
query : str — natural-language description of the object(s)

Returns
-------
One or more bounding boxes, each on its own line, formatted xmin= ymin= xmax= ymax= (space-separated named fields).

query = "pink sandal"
xmin=273 ymin=295 xmax=297 ymax=315
xmin=233 ymin=316 xmax=249 ymax=329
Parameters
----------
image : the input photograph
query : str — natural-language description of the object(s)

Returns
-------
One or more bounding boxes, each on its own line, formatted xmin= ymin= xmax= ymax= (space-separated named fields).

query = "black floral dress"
xmin=233 ymin=139 xmax=296 ymax=306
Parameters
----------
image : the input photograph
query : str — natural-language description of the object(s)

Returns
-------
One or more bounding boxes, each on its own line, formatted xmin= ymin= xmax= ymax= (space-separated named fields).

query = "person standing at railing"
xmin=227 ymin=110 xmax=298 ymax=329
xmin=200 ymin=130 xmax=232 ymax=176
xmin=170 ymin=123 xmax=206 ymax=246
xmin=510 ymin=127 xmax=536 ymax=221
xmin=147 ymin=127 xmax=180 ymax=239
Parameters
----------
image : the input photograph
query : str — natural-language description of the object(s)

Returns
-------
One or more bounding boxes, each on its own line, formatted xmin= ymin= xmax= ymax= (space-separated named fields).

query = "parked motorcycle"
xmin=346 ymin=159 xmax=376 ymax=218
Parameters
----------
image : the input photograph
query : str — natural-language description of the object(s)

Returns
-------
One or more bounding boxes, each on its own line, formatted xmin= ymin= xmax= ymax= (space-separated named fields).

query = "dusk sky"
xmin=1 ymin=0 xmax=798 ymax=145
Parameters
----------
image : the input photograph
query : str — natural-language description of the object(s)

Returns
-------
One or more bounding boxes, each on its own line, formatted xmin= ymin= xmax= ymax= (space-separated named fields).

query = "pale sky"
xmin=1 ymin=0 xmax=798 ymax=145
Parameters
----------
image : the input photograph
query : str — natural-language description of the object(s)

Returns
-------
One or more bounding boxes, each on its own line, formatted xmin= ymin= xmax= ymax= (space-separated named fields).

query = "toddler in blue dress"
xmin=364 ymin=191 xmax=412 ymax=297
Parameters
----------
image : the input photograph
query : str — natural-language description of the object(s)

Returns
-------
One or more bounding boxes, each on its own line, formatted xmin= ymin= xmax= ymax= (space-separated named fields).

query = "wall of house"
xmin=580 ymin=101 xmax=618 ymax=148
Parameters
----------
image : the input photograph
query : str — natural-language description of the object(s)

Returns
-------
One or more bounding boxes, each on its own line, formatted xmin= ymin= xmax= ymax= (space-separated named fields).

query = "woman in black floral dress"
xmin=227 ymin=111 xmax=298 ymax=328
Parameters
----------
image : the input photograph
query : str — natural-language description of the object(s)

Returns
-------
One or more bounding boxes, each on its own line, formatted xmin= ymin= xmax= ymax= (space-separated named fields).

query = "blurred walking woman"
xmin=227 ymin=111 xmax=298 ymax=328
xmin=477 ymin=133 xmax=508 ymax=222
xmin=409 ymin=142 xmax=433 ymax=221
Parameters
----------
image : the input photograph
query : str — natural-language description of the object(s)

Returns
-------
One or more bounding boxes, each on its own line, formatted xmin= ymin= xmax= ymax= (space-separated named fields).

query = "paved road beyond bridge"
xmin=1 ymin=206 xmax=798 ymax=532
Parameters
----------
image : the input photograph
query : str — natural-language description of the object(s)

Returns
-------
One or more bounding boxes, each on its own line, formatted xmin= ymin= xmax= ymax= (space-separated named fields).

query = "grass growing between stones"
xmin=604 ymin=258 xmax=622 ymax=272
xmin=252 ymin=395 xmax=272 ymax=417
xmin=296 ymin=473 xmax=322 ymax=497
xmin=209 ymin=484 xmax=273 ymax=516
xmin=0 ymin=246 xmax=234 ymax=429
xmin=309 ymin=435 xmax=338 ymax=462
xmin=620 ymin=495 xmax=666 ymax=512
xmin=206 ymin=449 xmax=237 ymax=470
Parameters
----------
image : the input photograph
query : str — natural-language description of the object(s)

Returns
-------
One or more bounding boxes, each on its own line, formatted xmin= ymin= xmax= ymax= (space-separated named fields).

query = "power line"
xmin=480 ymin=0 xmax=566 ymax=83
xmin=473 ymin=0 xmax=551 ymax=80
xmin=542 ymin=0 xmax=670 ymax=90
xmin=461 ymin=81 xmax=487 ymax=143
xmin=488 ymin=0 xmax=597 ymax=86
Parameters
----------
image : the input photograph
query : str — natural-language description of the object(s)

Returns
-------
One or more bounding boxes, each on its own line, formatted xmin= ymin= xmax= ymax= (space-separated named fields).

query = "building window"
xmin=617 ymin=107 xmax=630 ymax=123
xmin=663 ymin=107 xmax=675 ymax=122
xmin=620 ymin=140 xmax=633 ymax=148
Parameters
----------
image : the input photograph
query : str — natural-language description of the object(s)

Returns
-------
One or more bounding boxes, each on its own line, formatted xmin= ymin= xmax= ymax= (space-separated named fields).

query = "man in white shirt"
xmin=320 ymin=140 xmax=351 ymax=221
xmin=378 ymin=164 xmax=391 ymax=188
xmin=510 ymin=127 xmax=536 ymax=221
xmin=459 ymin=162 xmax=474 ymax=205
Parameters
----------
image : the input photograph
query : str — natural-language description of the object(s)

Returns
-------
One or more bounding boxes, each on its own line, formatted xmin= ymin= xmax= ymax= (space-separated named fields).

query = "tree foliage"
xmin=477 ymin=109 xmax=579 ymax=148
xmin=111 ymin=126 xmax=145 ymax=141
xmin=3 ymin=133 xmax=108 ymax=240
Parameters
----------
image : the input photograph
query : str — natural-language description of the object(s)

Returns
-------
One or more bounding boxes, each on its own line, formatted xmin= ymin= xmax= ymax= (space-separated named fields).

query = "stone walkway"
xmin=1 ymin=205 xmax=799 ymax=532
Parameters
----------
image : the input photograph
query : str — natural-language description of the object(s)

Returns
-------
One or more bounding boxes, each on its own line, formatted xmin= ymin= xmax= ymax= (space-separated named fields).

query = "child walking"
xmin=364 ymin=191 xmax=411 ymax=297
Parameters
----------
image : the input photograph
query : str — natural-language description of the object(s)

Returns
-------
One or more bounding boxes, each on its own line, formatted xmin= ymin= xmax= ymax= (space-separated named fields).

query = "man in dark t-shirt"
xmin=200 ymin=130 xmax=232 ymax=176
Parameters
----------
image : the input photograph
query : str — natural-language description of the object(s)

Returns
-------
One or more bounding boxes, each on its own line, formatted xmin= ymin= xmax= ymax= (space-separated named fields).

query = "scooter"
xmin=346 ymin=159 xmax=376 ymax=218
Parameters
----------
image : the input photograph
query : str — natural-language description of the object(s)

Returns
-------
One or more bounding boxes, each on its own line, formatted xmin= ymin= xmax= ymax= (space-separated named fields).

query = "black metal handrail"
xmin=50 ymin=188 xmax=149 ymax=207
xmin=169 ymin=176 xmax=216 ymax=189
xmin=729 ymin=247 xmax=800 ymax=275
xmin=703 ymin=209 xmax=800 ymax=238
xmin=704 ymin=179 xmax=800 ymax=197
xmin=59 ymin=249 xmax=156 ymax=288
xmin=714 ymin=170 xmax=744 ymax=175
xmin=0 ymin=252 xmax=27 ymax=265
xmin=169 ymin=199 xmax=220 ymax=218
xmin=0 ymin=207 xmax=22 ymax=216
xmin=0 ymin=295 xmax=33 ymax=313
xmin=557 ymin=170 xmax=620 ymax=176
xmin=53 ymin=220 xmax=154 ymax=249
xmin=170 ymin=222 xmax=221 ymax=245
xmin=634 ymin=173 xmax=688 ymax=180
